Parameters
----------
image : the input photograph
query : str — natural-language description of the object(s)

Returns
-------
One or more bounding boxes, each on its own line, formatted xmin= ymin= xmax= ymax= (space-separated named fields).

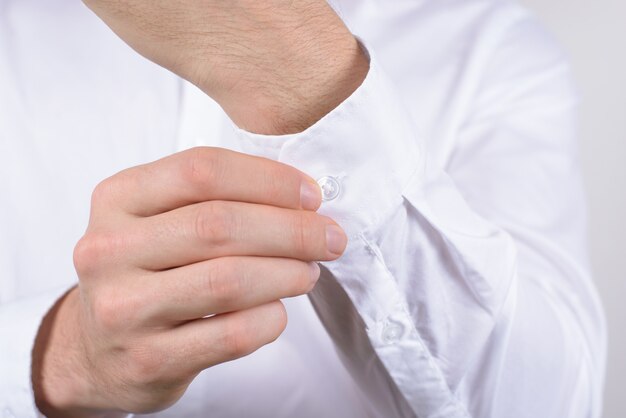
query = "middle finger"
xmin=129 ymin=200 xmax=347 ymax=270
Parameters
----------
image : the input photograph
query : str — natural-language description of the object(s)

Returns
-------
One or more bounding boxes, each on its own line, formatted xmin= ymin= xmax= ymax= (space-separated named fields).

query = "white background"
xmin=520 ymin=1 xmax=625 ymax=417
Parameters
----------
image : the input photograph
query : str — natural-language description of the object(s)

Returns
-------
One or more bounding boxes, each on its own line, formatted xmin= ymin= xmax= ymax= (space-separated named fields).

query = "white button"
xmin=3 ymin=408 xmax=15 ymax=418
xmin=317 ymin=176 xmax=341 ymax=201
xmin=381 ymin=319 xmax=405 ymax=344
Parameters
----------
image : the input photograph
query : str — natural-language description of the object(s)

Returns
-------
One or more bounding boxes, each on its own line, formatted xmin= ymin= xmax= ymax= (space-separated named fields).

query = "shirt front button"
xmin=3 ymin=408 xmax=15 ymax=418
xmin=317 ymin=176 xmax=341 ymax=201
xmin=381 ymin=320 xmax=405 ymax=345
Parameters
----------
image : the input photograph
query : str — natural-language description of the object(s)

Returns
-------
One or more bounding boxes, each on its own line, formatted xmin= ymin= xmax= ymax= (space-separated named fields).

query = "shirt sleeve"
xmin=0 ymin=286 xmax=72 ymax=418
xmin=230 ymin=15 xmax=606 ymax=418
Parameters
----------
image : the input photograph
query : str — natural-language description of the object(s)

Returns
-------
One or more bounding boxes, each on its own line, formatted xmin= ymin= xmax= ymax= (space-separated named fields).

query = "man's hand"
xmin=32 ymin=147 xmax=347 ymax=417
xmin=82 ymin=0 xmax=369 ymax=134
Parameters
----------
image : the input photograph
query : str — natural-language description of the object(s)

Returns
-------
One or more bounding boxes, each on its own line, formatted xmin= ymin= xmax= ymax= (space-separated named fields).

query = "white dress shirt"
xmin=0 ymin=0 xmax=607 ymax=417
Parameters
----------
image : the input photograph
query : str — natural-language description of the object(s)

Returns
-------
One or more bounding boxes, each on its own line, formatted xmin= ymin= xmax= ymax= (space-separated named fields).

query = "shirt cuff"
xmin=0 ymin=286 xmax=73 ymax=418
xmin=230 ymin=39 xmax=422 ymax=238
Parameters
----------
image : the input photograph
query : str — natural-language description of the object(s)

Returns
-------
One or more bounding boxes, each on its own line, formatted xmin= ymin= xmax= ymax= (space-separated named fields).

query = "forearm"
xmin=83 ymin=0 xmax=369 ymax=136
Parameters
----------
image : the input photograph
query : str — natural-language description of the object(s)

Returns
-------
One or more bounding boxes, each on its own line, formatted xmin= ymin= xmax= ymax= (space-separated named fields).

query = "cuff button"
xmin=317 ymin=176 xmax=341 ymax=201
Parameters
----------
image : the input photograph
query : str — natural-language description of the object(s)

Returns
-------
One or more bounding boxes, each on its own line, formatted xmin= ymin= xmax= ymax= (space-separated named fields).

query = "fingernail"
xmin=300 ymin=180 xmax=321 ymax=211
xmin=309 ymin=262 xmax=321 ymax=284
xmin=325 ymin=224 xmax=347 ymax=257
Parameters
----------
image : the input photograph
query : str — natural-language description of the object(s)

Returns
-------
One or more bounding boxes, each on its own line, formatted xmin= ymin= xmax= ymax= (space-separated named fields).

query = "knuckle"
xmin=90 ymin=292 xmax=124 ymax=333
xmin=91 ymin=166 xmax=145 ymax=214
xmin=125 ymin=344 xmax=170 ymax=387
xmin=290 ymin=212 xmax=316 ymax=255
xmin=193 ymin=202 xmax=235 ymax=247
xmin=121 ymin=342 xmax=190 ymax=414
xmin=73 ymin=235 xmax=96 ymax=277
xmin=90 ymin=176 xmax=116 ymax=207
xmin=220 ymin=303 xmax=288 ymax=358
xmin=182 ymin=147 xmax=222 ymax=189
xmin=221 ymin=321 xmax=256 ymax=358
xmin=91 ymin=167 xmax=135 ymax=208
xmin=205 ymin=259 xmax=242 ymax=308
xmin=261 ymin=165 xmax=291 ymax=204
xmin=73 ymin=232 xmax=119 ymax=277
xmin=90 ymin=287 xmax=146 ymax=334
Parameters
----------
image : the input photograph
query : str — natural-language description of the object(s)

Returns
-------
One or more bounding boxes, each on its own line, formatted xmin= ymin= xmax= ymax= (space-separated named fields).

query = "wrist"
xmin=194 ymin=5 xmax=369 ymax=135
xmin=32 ymin=288 xmax=122 ymax=418
xmin=225 ymin=34 xmax=368 ymax=135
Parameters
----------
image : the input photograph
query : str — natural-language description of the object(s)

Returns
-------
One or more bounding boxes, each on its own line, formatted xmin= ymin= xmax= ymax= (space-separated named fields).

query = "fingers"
xmin=125 ymin=200 xmax=347 ymax=270
xmin=144 ymin=257 xmax=320 ymax=323
xmin=91 ymin=147 xmax=321 ymax=218
xmin=159 ymin=301 xmax=288 ymax=376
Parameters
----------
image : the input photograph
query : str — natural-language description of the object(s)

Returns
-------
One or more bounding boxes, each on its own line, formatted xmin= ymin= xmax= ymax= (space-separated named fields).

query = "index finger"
xmin=93 ymin=147 xmax=322 ymax=217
